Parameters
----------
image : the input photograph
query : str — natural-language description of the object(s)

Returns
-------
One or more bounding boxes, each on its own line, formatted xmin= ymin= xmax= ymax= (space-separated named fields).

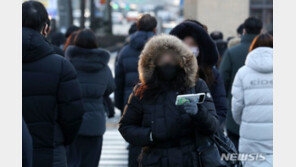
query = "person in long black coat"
xmin=170 ymin=21 xmax=227 ymax=125
xmin=115 ymin=30 xmax=154 ymax=167
xmin=219 ymin=17 xmax=263 ymax=149
xmin=115 ymin=14 xmax=157 ymax=114
xmin=22 ymin=2 xmax=85 ymax=167
xmin=115 ymin=14 xmax=157 ymax=167
xmin=115 ymin=31 xmax=155 ymax=113
xmin=65 ymin=29 xmax=115 ymax=167
xmin=119 ymin=34 xmax=219 ymax=167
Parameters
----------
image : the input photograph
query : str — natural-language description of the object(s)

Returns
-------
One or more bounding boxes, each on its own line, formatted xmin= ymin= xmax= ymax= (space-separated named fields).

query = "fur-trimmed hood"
xmin=170 ymin=21 xmax=219 ymax=66
xmin=65 ymin=45 xmax=110 ymax=72
xmin=138 ymin=34 xmax=198 ymax=88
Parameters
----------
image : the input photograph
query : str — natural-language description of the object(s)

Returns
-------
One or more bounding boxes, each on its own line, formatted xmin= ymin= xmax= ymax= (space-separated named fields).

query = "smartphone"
xmin=175 ymin=93 xmax=206 ymax=105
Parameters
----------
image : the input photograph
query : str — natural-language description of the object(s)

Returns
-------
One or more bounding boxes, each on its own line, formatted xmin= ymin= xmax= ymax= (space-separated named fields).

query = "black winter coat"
xmin=219 ymin=34 xmax=257 ymax=135
xmin=210 ymin=68 xmax=227 ymax=124
xmin=119 ymin=79 xmax=219 ymax=167
xmin=22 ymin=28 xmax=85 ymax=167
xmin=22 ymin=118 xmax=32 ymax=167
xmin=115 ymin=31 xmax=154 ymax=111
xmin=66 ymin=46 xmax=115 ymax=136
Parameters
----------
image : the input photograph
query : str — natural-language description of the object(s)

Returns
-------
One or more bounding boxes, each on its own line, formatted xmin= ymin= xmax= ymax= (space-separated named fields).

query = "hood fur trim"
xmin=138 ymin=34 xmax=198 ymax=88
xmin=170 ymin=21 xmax=219 ymax=66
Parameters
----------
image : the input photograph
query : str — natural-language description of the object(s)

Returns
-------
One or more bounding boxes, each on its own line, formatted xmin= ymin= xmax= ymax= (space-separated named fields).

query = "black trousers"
xmin=227 ymin=130 xmax=239 ymax=150
xmin=67 ymin=135 xmax=103 ymax=167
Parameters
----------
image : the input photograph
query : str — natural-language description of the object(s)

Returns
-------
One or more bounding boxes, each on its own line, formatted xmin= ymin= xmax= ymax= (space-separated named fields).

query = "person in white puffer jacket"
xmin=231 ymin=33 xmax=273 ymax=167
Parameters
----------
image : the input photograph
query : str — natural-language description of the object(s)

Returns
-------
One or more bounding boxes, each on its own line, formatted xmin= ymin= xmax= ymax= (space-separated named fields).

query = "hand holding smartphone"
xmin=175 ymin=93 xmax=206 ymax=106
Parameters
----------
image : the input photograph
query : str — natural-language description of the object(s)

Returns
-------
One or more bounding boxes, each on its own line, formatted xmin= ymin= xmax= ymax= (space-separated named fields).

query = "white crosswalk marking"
xmin=99 ymin=109 xmax=128 ymax=167
xmin=99 ymin=54 xmax=129 ymax=167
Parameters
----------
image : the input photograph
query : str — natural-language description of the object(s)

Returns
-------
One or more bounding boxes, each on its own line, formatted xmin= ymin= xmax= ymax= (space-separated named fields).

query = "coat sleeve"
xmin=191 ymin=79 xmax=220 ymax=135
xmin=57 ymin=59 xmax=85 ymax=145
xmin=211 ymin=68 xmax=227 ymax=124
xmin=219 ymin=50 xmax=233 ymax=96
xmin=104 ymin=67 xmax=116 ymax=96
xmin=104 ymin=67 xmax=116 ymax=118
xmin=118 ymin=89 xmax=152 ymax=147
xmin=231 ymin=70 xmax=245 ymax=125
xmin=115 ymin=52 xmax=125 ymax=111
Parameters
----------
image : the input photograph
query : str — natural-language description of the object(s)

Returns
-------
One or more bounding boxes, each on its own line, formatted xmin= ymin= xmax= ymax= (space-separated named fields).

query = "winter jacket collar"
xmin=130 ymin=31 xmax=154 ymax=51
xmin=65 ymin=45 xmax=110 ymax=72
xmin=138 ymin=34 xmax=198 ymax=88
xmin=169 ymin=21 xmax=219 ymax=66
xmin=240 ymin=34 xmax=258 ymax=44
xmin=22 ymin=28 xmax=55 ymax=63
xmin=245 ymin=47 xmax=273 ymax=73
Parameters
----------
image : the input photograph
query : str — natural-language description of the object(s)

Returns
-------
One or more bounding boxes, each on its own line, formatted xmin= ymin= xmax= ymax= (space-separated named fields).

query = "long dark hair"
xmin=74 ymin=29 xmax=98 ymax=49
xmin=249 ymin=33 xmax=273 ymax=52
xmin=135 ymin=66 xmax=187 ymax=100
xmin=198 ymin=64 xmax=215 ymax=87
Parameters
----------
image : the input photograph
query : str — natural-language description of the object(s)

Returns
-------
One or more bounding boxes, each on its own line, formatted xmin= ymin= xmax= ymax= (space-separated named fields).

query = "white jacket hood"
xmin=245 ymin=47 xmax=273 ymax=73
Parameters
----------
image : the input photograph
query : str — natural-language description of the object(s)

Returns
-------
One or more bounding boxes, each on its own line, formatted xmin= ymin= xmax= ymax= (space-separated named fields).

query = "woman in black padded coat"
xmin=119 ymin=34 xmax=219 ymax=167
xmin=65 ymin=29 xmax=115 ymax=167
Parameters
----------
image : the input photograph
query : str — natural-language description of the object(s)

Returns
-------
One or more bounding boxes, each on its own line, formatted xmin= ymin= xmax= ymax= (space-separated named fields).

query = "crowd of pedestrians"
xmin=22 ymin=1 xmax=273 ymax=167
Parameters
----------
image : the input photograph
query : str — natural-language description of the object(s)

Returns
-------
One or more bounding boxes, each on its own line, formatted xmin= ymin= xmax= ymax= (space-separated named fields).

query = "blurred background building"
xmin=184 ymin=0 xmax=273 ymax=37
xmin=22 ymin=0 xmax=273 ymax=39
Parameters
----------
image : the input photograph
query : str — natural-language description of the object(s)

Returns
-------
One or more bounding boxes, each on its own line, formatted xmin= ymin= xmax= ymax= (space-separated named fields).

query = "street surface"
xmin=98 ymin=52 xmax=128 ymax=167
xmin=99 ymin=109 xmax=128 ymax=167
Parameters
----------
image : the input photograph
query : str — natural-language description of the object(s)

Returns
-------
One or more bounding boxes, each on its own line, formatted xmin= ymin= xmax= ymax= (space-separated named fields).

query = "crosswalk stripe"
xmin=99 ymin=109 xmax=129 ymax=167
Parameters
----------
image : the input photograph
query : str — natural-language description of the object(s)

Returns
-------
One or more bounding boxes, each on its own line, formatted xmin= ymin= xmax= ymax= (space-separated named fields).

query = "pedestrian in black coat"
xmin=219 ymin=17 xmax=263 ymax=149
xmin=115 ymin=31 xmax=154 ymax=112
xmin=115 ymin=14 xmax=157 ymax=114
xmin=115 ymin=14 xmax=157 ymax=167
xmin=119 ymin=34 xmax=219 ymax=167
xmin=170 ymin=21 xmax=227 ymax=125
xmin=22 ymin=2 xmax=85 ymax=167
xmin=65 ymin=29 xmax=115 ymax=167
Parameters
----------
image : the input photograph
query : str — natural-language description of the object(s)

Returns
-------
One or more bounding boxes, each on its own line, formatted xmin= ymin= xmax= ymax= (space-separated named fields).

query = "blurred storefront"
xmin=184 ymin=0 xmax=273 ymax=38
